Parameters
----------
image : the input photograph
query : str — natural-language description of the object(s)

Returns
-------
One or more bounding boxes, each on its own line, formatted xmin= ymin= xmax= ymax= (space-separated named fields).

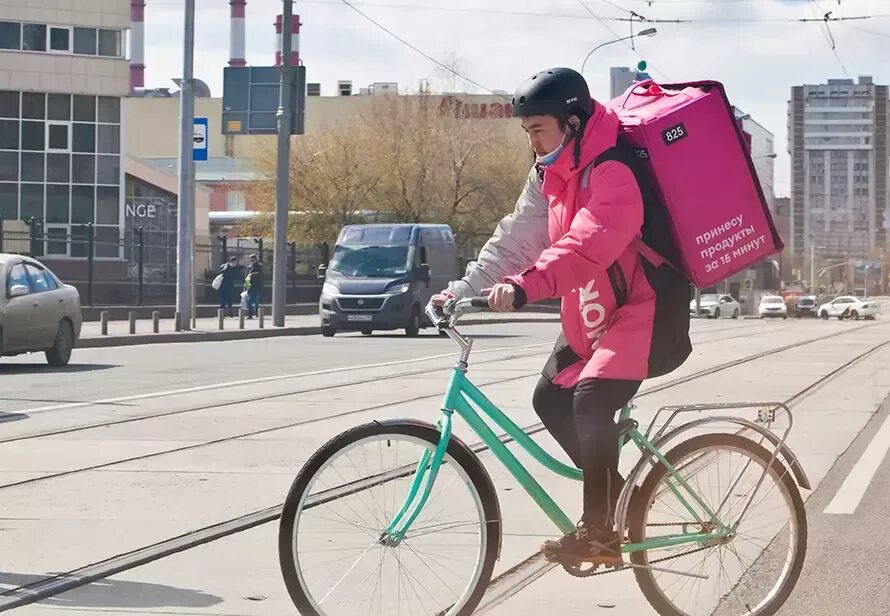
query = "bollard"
xmin=239 ymin=308 xmax=245 ymax=330
xmin=100 ymin=311 xmax=109 ymax=336
xmin=218 ymin=309 xmax=225 ymax=330
xmin=174 ymin=311 xmax=181 ymax=332
xmin=152 ymin=311 xmax=160 ymax=333
xmin=258 ymin=306 xmax=264 ymax=329
xmin=128 ymin=311 xmax=136 ymax=335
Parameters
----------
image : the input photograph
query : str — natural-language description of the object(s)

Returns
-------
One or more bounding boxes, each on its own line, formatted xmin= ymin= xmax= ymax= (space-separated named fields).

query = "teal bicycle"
xmin=279 ymin=298 xmax=809 ymax=616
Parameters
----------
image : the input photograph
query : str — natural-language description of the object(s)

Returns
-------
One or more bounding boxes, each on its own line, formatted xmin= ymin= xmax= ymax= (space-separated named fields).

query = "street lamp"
xmin=581 ymin=28 xmax=657 ymax=75
xmin=753 ymin=153 xmax=778 ymax=160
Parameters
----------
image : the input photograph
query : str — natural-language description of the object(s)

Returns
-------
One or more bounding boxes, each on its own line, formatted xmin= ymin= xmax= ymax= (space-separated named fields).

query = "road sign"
xmin=193 ymin=117 xmax=208 ymax=162
xmin=221 ymin=65 xmax=306 ymax=135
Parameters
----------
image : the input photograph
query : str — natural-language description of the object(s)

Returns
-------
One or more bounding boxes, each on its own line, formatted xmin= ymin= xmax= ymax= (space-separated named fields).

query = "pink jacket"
xmin=507 ymin=105 xmax=657 ymax=385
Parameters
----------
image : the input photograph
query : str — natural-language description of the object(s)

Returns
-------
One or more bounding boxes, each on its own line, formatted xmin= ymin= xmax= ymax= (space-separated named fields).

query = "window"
xmin=21 ymin=152 xmax=44 ymax=182
xmin=96 ymin=186 xmax=118 ymax=224
xmin=46 ymin=153 xmax=69 ymax=182
xmin=0 ymin=152 xmax=17 ymax=182
xmin=72 ymin=154 xmax=94 ymax=183
xmin=22 ymin=24 xmax=46 ymax=51
xmin=70 ymin=225 xmax=90 ymax=257
xmin=20 ymin=183 xmax=43 ymax=220
xmin=72 ymin=95 xmax=95 ymax=122
xmin=21 ymin=121 xmax=45 ymax=151
xmin=6 ymin=264 xmax=29 ymax=294
xmin=46 ymin=227 xmax=68 ymax=256
xmin=46 ymin=184 xmax=69 ymax=223
xmin=97 ymin=29 xmax=120 ymax=57
xmin=0 ymin=91 xmax=18 ymax=118
xmin=71 ymin=185 xmax=94 ymax=223
xmin=0 ymin=22 xmax=21 ymax=50
xmin=226 ymin=191 xmax=246 ymax=211
xmin=47 ymin=122 xmax=70 ymax=152
xmin=97 ymin=97 xmax=120 ymax=123
xmin=49 ymin=26 xmax=70 ymax=52
xmin=96 ymin=124 xmax=119 ymax=153
xmin=47 ymin=94 xmax=70 ymax=120
xmin=0 ymin=120 xmax=18 ymax=149
xmin=24 ymin=263 xmax=51 ymax=293
xmin=96 ymin=155 xmax=119 ymax=184
xmin=22 ymin=92 xmax=45 ymax=119
xmin=0 ymin=183 xmax=16 ymax=219
xmin=73 ymin=27 xmax=96 ymax=55
xmin=72 ymin=123 xmax=95 ymax=153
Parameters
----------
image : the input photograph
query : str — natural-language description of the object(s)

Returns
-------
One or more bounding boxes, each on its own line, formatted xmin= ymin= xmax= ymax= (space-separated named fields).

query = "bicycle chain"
xmin=562 ymin=522 xmax=716 ymax=579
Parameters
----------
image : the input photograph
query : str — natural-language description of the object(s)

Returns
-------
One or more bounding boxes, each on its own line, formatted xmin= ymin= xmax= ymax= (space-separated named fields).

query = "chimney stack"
xmin=275 ymin=13 xmax=301 ymax=66
xmin=229 ymin=0 xmax=246 ymax=67
xmin=129 ymin=0 xmax=146 ymax=91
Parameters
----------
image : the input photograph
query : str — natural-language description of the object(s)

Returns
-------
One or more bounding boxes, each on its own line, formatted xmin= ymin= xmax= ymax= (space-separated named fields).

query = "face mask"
xmin=535 ymin=128 xmax=571 ymax=167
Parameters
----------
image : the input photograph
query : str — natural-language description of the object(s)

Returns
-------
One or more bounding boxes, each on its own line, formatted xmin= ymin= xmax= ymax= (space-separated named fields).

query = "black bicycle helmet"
xmin=512 ymin=67 xmax=594 ymax=119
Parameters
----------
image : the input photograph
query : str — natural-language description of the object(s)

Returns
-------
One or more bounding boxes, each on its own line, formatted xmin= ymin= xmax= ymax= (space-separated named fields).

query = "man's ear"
xmin=567 ymin=115 xmax=582 ymax=136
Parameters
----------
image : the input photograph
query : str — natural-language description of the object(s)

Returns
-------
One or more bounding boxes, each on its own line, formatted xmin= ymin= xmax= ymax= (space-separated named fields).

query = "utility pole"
xmin=809 ymin=241 xmax=815 ymax=294
xmin=176 ymin=0 xmax=196 ymax=331
xmin=272 ymin=0 xmax=294 ymax=327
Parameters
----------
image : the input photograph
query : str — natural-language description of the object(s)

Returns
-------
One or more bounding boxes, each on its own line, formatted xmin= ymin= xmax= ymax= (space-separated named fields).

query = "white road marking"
xmin=824 ymin=414 xmax=890 ymax=515
xmin=18 ymin=343 xmax=550 ymax=415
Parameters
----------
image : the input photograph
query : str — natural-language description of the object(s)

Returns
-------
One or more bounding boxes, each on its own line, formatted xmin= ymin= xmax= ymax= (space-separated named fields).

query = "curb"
xmin=76 ymin=315 xmax=561 ymax=349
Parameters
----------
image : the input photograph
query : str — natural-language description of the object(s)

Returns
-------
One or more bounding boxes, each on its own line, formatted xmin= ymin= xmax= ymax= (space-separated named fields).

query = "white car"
xmin=759 ymin=296 xmax=788 ymax=319
xmin=818 ymin=296 xmax=881 ymax=320
xmin=690 ymin=294 xmax=741 ymax=319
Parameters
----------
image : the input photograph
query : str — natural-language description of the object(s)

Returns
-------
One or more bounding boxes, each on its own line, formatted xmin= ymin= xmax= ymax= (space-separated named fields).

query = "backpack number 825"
xmin=662 ymin=122 xmax=688 ymax=146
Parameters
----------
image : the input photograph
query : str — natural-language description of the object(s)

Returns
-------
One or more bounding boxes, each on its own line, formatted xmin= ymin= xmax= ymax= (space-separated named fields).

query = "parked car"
xmin=759 ymin=295 xmax=788 ymax=319
xmin=689 ymin=294 xmax=741 ymax=319
xmin=818 ymin=296 xmax=881 ymax=320
xmin=0 ymin=254 xmax=82 ymax=366
xmin=795 ymin=295 xmax=818 ymax=318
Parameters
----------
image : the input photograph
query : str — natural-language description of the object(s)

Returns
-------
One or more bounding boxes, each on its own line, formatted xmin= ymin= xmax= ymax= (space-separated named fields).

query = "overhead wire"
xmin=574 ymin=0 xmax=671 ymax=79
xmin=336 ymin=0 xmax=509 ymax=98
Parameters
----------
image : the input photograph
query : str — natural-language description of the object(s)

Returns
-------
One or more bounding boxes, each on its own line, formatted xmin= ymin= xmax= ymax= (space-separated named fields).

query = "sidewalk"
xmin=76 ymin=309 xmax=560 ymax=349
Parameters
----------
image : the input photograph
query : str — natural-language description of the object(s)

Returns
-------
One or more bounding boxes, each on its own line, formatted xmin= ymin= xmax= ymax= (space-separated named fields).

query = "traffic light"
xmin=635 ymin=60 xmax=651 ymax=81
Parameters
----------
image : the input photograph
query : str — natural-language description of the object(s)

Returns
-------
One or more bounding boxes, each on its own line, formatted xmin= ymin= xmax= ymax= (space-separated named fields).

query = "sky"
xmin=142 ymin=0 xmax=890 ymax=196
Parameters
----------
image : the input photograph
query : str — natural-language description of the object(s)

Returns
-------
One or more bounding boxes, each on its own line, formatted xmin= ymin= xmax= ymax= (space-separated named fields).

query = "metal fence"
xmin=0 ymin=218 xmax=326 ymax=306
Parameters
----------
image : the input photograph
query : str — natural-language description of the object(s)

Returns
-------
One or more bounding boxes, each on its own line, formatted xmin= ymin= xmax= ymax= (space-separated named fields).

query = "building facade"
xmin=0 ymin=0 xmax=129 ymax=266
xmin=788 ymin=77 xmax=889 ymax=281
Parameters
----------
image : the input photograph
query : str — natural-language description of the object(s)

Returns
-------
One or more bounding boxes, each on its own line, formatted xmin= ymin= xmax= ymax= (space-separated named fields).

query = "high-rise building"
xmin=610 ymin=67 xmax=635 ymax=99
xmin=787 ymin=76 xmax=888 ymax=277
xmin=0 ymin=0 xmax=130 ymax=270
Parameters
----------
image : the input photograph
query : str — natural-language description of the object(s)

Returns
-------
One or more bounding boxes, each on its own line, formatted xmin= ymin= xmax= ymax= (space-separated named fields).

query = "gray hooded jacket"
xmin=447 ymin=167 xmax=550 ymax=298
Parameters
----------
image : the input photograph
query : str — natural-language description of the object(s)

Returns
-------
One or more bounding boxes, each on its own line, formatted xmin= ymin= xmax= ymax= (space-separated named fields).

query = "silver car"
xmin=0 ymin=254 xmax=82 ymax=366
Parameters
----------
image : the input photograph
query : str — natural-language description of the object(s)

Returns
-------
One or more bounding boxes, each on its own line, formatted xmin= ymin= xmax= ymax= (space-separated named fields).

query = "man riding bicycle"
xmin=434 ymin=67 xmax=687 ymax=565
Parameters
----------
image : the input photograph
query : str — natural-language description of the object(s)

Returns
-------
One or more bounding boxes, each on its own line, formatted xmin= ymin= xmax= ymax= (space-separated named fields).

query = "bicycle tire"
xmin=278 ymin=420 xmax=502 ymax=616
xmin=628 ymin=433 xmax=807 ymax=616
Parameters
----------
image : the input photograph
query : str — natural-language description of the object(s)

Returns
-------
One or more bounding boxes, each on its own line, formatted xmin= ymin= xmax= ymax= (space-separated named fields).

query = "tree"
xmin=243 ymin=90 xmax=529 ymax=258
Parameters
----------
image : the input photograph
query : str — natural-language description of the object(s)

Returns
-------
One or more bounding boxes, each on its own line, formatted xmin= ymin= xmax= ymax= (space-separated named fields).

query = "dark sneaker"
xmin=542 ymin=523 xmax=622 ymax=566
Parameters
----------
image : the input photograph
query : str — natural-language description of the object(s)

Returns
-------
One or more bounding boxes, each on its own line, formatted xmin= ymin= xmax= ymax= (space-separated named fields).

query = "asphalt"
xmin=0 ymin=314 xmax=889 ymax=615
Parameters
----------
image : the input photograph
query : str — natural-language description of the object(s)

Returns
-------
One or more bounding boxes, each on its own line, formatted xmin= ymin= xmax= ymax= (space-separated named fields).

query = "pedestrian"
xmin=218 ymin=255 xmax=239 ymax=317
xmin=246 ymin=254 xmax=263 ymax=319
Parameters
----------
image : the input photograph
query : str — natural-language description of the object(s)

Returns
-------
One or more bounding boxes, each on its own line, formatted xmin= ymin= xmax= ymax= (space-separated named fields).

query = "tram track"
xmin=0 ymin=321 xmax=885 ymax=611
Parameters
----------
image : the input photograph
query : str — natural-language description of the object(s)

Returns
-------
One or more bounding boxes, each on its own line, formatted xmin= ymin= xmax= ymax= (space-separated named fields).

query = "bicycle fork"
xmin=379 ymin=410 xmax=454 ymax=546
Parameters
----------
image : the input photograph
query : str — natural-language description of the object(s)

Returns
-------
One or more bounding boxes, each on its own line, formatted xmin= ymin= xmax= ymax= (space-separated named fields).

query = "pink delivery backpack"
xmin=607 ymin=79 xmax=784 ymax=288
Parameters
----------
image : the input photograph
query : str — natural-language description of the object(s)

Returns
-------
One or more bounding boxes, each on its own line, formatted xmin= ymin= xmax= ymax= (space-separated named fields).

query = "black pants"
xmin=533 ymin=376 xmax=641 ymax=529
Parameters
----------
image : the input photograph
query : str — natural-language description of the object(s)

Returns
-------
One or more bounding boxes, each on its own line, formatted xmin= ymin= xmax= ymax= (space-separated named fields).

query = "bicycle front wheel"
xmin=629 ymin=433 xmax=807 ymax=616
xmin=278 ymin=420 xmax=501 ymax=616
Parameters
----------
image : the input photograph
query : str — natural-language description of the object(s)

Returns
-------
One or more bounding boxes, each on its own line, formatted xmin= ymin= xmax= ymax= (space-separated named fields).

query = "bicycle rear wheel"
xmin=278 ymin=420 xmax=501 ymax=616
xmin=628 ymin=433 xmax=807 ymax=616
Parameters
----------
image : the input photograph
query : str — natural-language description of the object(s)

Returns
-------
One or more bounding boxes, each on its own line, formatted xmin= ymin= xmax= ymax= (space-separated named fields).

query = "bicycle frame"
xmin=382 ymin=364 xmax=731 ymax=555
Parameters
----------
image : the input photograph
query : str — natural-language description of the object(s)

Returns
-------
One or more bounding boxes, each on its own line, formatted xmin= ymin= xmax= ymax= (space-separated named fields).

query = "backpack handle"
xmin=620 ymin=79 xmax=685 ymax=109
